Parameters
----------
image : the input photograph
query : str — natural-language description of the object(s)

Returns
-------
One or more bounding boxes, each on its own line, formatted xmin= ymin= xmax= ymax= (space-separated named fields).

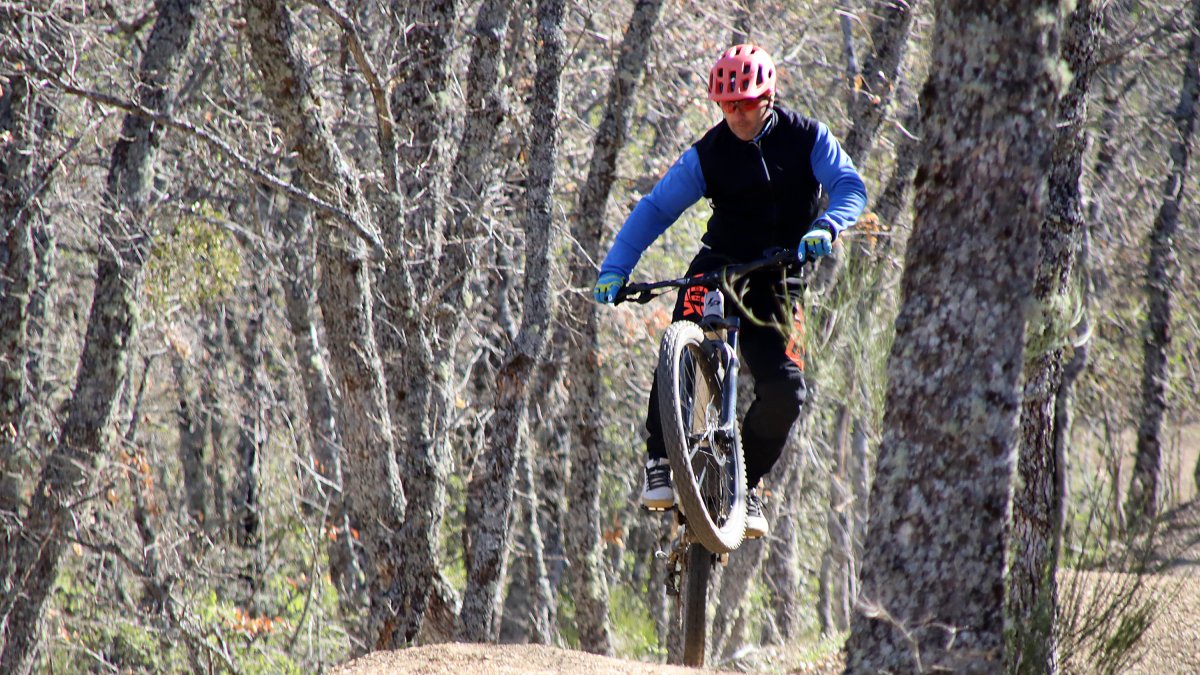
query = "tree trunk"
xmin=241 ymin=0 xmax=409 ymax=651
xmin=818 ymin=403 xmax=855 ymax=636
xmin=730 ymin=0 xmax=756 ymax=44
xmin=765 ymin=512 xmax=803 ymax=641
xmin=872 ymin=100 xmax=922 ymax=229
xmin=1007 ymin=3 xmax=1102 ymax=672
xmin=1085 ymin=56 xmax=1135 ymax=298
xmin=850 ymin=418 xmax=871 ymax=564
xmin=518 ymin=445 xmax=556 ymax=644
xmin=227 ymin=288 xmax=266 ymax=550
xmin=820 ymin=5 xmax=923 ymax=603
xmin=274 ymin=191 xmax=362 ymax=615
xmin=1055 ymin=236 xmax=1090 ymax=547
xmin=711 ymin=538 xmax=766 ymax=659
xmin=1127 ymin=0 xmax=1200 ymax=526
xmin=498 ymin=444 xmax=556 ymax=644
xmin=841 ymin=0 xmax=922 ymax=164
xmin=813 ymin=0 xmax=918 ymax=292
xmin=763 ymin=438 xmax=805 ymax=643
xmin=168 ymin=340 xmax=209 ymax=525
xmin=563 ymin=0 xmax=665 ymax=654
xmin=0 ymin=1 xmax=202 ymax=671
xmin=0 ymin=7 xmax=62 ymax=597
xmin=533 ymin=361 xmax=569 ymax=609
xmin=838 ymin=4 xmax=860 ymax=111
xmin=372 ymin=0 xmax=462 ymax=643
xmin=843 ymin=2 xmax=1060 ymax=672
xmin=202 ymin=309 xmax=230 ymax=537
xmin=447 ymin=0 xmax=516 ymax=276
xmin=0 ymin=131 xmax=36 ymax=588
xmin=24 ymin=222 xmax=54 ymax=427
xmin=459 ymin=0 xmax=564 ymax=637
xmin=122 ymin=356 xmax=170 ymax=613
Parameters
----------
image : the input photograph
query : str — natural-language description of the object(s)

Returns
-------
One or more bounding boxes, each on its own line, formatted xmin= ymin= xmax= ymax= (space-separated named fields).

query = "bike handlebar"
xmin=613 ymin=248 xmax=810 ymax=306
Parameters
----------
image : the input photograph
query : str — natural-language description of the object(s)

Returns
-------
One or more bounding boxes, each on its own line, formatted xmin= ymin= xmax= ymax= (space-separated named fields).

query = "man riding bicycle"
xmin=592 ymin=44 xmax=867 ymax=539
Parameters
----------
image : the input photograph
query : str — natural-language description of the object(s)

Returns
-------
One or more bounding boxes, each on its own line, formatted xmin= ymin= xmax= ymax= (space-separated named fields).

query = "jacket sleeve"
xmin=599 ymin=147 xmax=706 ymax=278
xmin=808 ymin=122 xmax=867 ymax=239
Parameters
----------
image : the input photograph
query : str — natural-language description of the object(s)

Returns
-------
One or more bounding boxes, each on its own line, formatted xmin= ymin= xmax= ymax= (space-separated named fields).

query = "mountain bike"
xmin=615 ymin=247 xmax=807 ymax=666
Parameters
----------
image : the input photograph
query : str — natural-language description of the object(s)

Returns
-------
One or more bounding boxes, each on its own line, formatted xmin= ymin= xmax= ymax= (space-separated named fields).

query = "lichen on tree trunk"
xmin=844 ymin=3 xmax=1061 ymax=672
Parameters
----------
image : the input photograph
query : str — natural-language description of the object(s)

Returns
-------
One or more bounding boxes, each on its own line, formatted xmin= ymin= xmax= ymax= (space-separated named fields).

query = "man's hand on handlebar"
xmin=800 ymin=224 xmax=834 ymax=260
xmin=593 ymin=271 xmax=627 ymax=304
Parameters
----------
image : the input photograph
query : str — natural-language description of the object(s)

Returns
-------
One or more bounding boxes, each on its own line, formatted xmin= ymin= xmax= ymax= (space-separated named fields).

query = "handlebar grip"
xmin=614 ymin=284 xmax=659 ymax=305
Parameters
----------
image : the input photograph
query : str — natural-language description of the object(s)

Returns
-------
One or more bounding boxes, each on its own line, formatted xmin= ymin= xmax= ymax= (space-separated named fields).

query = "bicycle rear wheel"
xmin=657 ymin=321 xmax=747 ymax=553
xmin=681 ymin=543 xmax=713 ymax=667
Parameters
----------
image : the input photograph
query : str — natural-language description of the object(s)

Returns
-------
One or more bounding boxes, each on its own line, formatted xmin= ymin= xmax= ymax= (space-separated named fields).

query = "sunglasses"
xmin=718 ymin=96 xmax=771 ymax=114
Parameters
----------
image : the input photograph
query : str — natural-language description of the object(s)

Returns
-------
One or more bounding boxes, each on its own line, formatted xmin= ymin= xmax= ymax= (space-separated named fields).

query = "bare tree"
xmin=763 ymin=449 xmax=807 ymax=642
xmin=448 ymin=0 xmax=517 ymax=249
xmin=1 ymin=0 xmax=1194 ymax=670
xmin=227 ymin=288 xmax=266 ymax=550
xmin=0 ymin=3 xmax=65 ymax=594
xmin=167 ymin=335 xmax=209 ymax=525
xmin=872 ymin=99 xmax=922 ymax=228
xmin=201 ymin=309 xmax=231 ymax=537
xmin=241 ymin=0 xmax=409 ymax=651
xmin=1126 ymin=0 xmax=1200 ymax=525
xmin=844 ymin=0 xmax=1061 ymax=671
xmin=813 ymin=1 xmax=923 ymax=636
xmin=459 ymin=0 xmax=565 ymax=637
xmin=1008 ymin=2 xmax=1104 ymax=672
xmin=564 ymin=0 xmax=667 ymax=654
xmin=369 ymin=0 xmax=491 ymax=641
xmin=841 ymin=0 xmax=923 ymax=164
xmin=0 ymin=1 xmax=203 ymax=670
xmin=271 ymin=191 xmax=362 ymax=614
xmin=0 ymin=90 xmax=38 ymax=570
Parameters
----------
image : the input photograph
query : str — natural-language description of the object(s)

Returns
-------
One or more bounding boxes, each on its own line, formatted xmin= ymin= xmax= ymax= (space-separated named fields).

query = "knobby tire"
xmin=657 ymin=321 xmax=747 ymax=553
xmin=681 ymin=544 xmax=712 ymax=667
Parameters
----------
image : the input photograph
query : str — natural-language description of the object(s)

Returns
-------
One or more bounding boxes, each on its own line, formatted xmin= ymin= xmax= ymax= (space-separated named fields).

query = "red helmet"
xmin=707 ymin=44 xmax=776 ymax=102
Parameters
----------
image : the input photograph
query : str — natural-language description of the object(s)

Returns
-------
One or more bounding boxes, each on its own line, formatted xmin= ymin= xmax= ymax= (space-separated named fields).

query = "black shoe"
xmin=746 ymin=489 xmax=769 ymax=539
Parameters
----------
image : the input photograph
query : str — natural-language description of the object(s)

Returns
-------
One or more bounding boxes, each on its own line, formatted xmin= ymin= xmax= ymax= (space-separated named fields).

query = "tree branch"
xmin=8 ymin=61 xmax=389 ymax=260
xmin=307 ymin=0 xmax=400 ymax=192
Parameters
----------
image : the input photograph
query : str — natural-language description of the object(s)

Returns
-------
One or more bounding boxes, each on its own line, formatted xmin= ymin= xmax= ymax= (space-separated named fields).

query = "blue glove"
xmin=593 ymin=271 xmax=627 ymax=304
xmin=800 ymin=226 xmax=833 ymax=260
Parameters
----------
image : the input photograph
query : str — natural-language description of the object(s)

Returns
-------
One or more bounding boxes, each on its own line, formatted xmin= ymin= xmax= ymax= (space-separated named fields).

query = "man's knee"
xmin=755 ymin=375 xmax=806 ymax=420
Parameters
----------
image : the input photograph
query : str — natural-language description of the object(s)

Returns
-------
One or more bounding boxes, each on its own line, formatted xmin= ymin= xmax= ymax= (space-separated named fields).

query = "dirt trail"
xmin=333 ymin=498 xmax=1200 ymax=674
xmin=331 ymin=643 xmax=729 ymax=674
xmin=1119 ymin=498 xmax=1200 ymax=674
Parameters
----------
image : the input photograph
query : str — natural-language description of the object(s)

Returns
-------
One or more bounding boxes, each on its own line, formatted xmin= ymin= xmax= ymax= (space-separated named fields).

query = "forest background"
xmin=2 ymin=0 xmax=1199 ymax=673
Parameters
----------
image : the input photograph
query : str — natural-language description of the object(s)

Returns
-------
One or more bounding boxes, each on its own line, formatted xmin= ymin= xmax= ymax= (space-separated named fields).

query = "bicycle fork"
xmin=699 ymin=288 xmax=740 ymax=446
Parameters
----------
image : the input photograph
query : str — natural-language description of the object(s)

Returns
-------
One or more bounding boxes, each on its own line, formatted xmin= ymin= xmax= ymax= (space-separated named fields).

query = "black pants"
xmin=645 ymin=248 xmax=807 ymax=490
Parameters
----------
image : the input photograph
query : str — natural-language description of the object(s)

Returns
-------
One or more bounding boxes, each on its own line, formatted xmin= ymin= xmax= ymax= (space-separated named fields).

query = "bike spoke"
xmin=659 ymin=321 xmax=746 ymax=554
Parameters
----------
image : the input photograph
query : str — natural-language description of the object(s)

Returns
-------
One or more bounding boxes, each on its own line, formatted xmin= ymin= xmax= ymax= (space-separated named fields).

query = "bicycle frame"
xmin=616 ymin=247 xmax=807 ymax=446
xmin=614 ymin=247 xmax=810 ymax=666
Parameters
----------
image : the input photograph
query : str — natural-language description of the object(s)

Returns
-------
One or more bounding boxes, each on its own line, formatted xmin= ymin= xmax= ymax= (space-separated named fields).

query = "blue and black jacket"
xmin=600 ymin=106 xmax=867 ymax=278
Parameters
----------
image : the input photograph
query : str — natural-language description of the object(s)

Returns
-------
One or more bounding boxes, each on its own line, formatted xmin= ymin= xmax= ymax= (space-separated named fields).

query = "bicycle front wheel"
xmin=657 ymin=321 xmax=747 ymax=553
